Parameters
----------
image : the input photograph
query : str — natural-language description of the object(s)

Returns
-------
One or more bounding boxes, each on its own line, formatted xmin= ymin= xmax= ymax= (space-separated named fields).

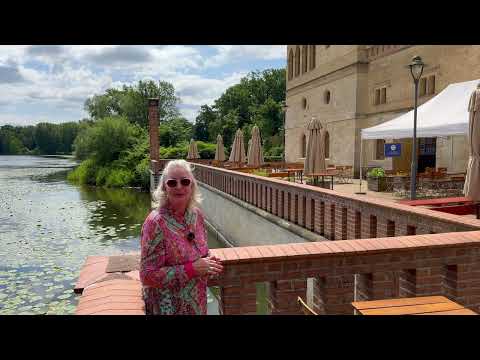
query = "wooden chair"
xmin=336 ymin=165 xmax=353 ymax=184
xmin=297 ymin=296 xmax=318 ymax=315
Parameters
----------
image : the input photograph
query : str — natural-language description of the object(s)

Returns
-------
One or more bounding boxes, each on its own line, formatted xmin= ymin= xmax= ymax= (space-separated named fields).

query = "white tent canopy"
xmin=361 ymin=79 xmax=480 ymax=140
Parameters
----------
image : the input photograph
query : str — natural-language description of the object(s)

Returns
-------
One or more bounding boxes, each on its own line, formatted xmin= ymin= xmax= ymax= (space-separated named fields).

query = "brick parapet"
xmin=187 ymin=163 xmax=480 ymax=240
xmin=208 ymin=231 xmax=480 ymax=314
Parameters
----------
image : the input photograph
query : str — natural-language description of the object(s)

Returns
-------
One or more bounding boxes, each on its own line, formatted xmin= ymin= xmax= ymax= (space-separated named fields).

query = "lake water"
xmin=0 ymin=155 xmax=225 ymax=315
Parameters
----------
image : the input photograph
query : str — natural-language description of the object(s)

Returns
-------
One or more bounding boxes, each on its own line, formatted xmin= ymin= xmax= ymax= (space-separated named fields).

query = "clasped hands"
xmin=192 ymin=255 xmax=223 ymax=278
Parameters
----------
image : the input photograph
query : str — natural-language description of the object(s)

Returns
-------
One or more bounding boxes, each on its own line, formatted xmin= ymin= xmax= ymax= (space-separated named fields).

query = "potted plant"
xmin=367 ymin=167 xmax=387 ymax=192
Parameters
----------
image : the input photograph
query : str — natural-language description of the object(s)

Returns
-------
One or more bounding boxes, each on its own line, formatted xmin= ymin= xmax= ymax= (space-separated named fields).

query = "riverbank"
xmin=40 ymin=154 xmax=76 ymax=160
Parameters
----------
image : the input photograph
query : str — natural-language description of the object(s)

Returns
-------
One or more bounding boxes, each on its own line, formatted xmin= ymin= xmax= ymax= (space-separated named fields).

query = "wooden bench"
xmin=352 ymin=296 xmax=477 ymax=315
xmin=267 ymin=172 xmax=289 ymax=179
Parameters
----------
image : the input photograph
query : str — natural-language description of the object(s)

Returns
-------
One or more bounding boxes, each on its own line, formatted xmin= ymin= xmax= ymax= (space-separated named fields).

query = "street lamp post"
xmin=281 ymin=101 xmax=288 ymax=166
xmin=408 ymin=55 xmax=425 ymax=200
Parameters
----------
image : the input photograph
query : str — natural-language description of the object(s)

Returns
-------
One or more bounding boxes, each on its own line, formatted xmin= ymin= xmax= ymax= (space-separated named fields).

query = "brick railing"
xmin=185 ymin=162 xmax=480 ymax=239
xmin=208 ymin=231 xmax=480 ymax=314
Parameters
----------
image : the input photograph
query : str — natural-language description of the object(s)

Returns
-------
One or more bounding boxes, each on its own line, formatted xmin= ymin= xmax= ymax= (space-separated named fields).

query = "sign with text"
xmin=384 ymin=143 xmax=401 ymax=157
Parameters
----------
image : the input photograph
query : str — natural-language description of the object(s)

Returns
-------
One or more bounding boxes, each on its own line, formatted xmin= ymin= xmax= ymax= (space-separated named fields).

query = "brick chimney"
xmin=148 ymin=98 xmax=159 ymax=174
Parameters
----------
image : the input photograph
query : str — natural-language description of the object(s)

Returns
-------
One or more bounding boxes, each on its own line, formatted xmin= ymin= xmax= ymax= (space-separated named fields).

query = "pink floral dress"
xmin=140 ymin=205 xmax=209 ymax=315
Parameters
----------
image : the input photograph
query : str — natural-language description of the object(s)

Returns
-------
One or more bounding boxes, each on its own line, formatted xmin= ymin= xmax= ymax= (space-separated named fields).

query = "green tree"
xmin=19 ymin=125 xmax=36 ymax=151
xmin=196 ymin=68 xmax=286 ymax=152
xmin=84 ymin=80 xmax=180 ymax=128
xmin=34 ymin=123 xmax=61 ymax=154
xmin=0 ymin=127 xmax=25 ymax=154
xmin=158 ymin=117 xmax=193 ymax=147
xmin=73 ymin=116 xmax=141 ymax=165
xmin=58 ymin=122 xmax=80 ymax=153
xmin=193 ymin=105 xmax=216 ymax=142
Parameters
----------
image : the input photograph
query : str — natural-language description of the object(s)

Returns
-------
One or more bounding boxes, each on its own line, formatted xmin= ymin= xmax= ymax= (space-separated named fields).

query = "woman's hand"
xmin=192 ymin=256 xmax=223 ymax=277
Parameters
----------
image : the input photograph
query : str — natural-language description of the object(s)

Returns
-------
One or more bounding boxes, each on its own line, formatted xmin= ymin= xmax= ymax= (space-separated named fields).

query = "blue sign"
xmin=384 ymin=143 xmax=401 ymax=157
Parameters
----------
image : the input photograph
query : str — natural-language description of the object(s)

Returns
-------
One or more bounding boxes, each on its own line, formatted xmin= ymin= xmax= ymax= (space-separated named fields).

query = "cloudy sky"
xmin=0 ymin=45 xmax=286 ymax=126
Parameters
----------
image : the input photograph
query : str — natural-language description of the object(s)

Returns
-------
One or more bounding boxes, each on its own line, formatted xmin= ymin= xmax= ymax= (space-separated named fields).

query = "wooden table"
xmin=352 ymin=296 xmax=477 ymax=315
xmin=284 ymin=168 xmax=304 ymax=183
xmin=308 ymin=171 xmax=338 ymax=190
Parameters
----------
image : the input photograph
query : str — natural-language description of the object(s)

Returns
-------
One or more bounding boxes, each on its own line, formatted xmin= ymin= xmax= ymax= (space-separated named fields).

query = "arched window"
xmin=302 ymin=134 xmax=307 ymax=158
xmin=324 ymin=90 xmax=331 ymax=104
xmin=309 ymin=45 xmax=316 ymax=70
xmin=295 ymin=46 xmax=300 ymax=77
xmin=302 ymin=97 xmax=307 ymax=109
xmin=302 ymin=45 xmax=308 ymax=74
xmin=288 ymin=49 xmax=294 ymax=80
xmin=324 ymin=131 xmax=330 ymax=158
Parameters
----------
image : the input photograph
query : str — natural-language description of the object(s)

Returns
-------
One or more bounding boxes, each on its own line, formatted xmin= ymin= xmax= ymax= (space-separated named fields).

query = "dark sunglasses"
xmin=166 ymin=178 xmax=191 ymax=188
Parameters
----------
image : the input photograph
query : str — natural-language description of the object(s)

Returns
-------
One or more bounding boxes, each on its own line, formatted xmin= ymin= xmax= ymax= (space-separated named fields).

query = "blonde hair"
xmin=153 ymin=159 xmax=202 ymax=210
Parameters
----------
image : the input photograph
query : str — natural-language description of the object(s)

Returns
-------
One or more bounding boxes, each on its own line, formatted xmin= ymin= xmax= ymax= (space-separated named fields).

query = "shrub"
xmin=160 ymin=144 xmax=188 ymax=159
xmin=265 ymin=145 xmax=283 ymax=157
xmin=105 ymin=168 xmax=135 ymax=187
xmin=196 ymin=141 xmax=216 ymax=159
xmin=67 ymin=158 xmax=97 ymax=184
xmin=135 ymin=157 xmax=151 ymax=190
xmin=367 ymin=167 xmax=385 ymax=178
xmin=95 ymin=166 xmax=110 ymax=186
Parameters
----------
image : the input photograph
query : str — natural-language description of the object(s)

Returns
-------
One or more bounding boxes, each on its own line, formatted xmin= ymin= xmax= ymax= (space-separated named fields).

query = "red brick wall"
xmin=208 ymin=231 xmax=480 ymax=315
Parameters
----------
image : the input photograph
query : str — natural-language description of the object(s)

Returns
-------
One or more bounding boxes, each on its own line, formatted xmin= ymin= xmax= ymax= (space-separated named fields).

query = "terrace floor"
xmin=292 ymin=178 xmax=478 ymax=219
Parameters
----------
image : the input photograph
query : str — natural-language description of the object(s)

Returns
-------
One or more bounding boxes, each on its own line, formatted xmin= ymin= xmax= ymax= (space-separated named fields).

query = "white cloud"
xmin=0 ymin=46 xmax=29 ymax=65
xmin=0 ymin=112 xmax=78 ymax=126
xmin=204 ymin=45 xmax=286 ymax=68
xmin=179 ymin=107 xmax=200 ymax=122
xmin=0 ymin=45 xmax=285 ymax=126
xmin=170 ymin=72 xmax=247 ymax=108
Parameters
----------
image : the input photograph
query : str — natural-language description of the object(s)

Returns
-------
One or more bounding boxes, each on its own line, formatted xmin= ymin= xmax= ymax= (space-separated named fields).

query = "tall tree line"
xmin=0 ymin=122 xmax=84 ymax=155
xmin=192 ymin=68 xmax=286 ymax=156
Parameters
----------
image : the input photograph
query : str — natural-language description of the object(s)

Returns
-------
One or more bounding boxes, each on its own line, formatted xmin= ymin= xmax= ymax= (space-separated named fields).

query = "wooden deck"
xmin=74 ymin=253 xmax=144 ymax=315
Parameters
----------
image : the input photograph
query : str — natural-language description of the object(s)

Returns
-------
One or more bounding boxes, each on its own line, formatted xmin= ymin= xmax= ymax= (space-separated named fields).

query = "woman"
xmin=140 ymin=159 xmax=223 ymax=315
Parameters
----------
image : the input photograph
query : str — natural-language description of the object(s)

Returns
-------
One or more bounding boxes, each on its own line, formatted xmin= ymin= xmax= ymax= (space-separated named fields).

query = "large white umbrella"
xmin=304 ymin=117 xmax=326 ymax=176
xmin=215 ymin=134 xmax=226 ymax=161
xmin=247 ymin=125 xmax=264 ymax=167
xmin=464 ymin=84 xmax=480 ymax=200
xmin=228 ymin=129 xmax=246 ymax=164
xmin=187 ymin=139 xmax=200 ymax=160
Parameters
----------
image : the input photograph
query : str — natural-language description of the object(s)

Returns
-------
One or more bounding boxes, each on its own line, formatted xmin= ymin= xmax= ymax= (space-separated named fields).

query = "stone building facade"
xmin=285 ymin=45 xmax=480 ymax=176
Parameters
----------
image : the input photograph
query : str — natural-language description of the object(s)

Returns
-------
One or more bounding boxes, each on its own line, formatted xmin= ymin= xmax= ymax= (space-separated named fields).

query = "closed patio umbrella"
xmin=247 ymin=125 xmax=264 ymax=167
xmin=228 ymin=129 xmax=246 ymax=165
xmin=187 ymin=139 xmax=200 ymax=160
xmin=215 ymin=134 xmax=226 ymax=161
xmin=304 ymin=117 xmax=326 ymax=176
xmin=464 ymin=83 xmax=480 ymax=200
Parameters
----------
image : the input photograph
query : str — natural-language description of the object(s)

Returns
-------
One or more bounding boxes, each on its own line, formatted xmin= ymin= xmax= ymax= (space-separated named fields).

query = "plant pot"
xmin=367 ymin=177 xmax=387 ymax=192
